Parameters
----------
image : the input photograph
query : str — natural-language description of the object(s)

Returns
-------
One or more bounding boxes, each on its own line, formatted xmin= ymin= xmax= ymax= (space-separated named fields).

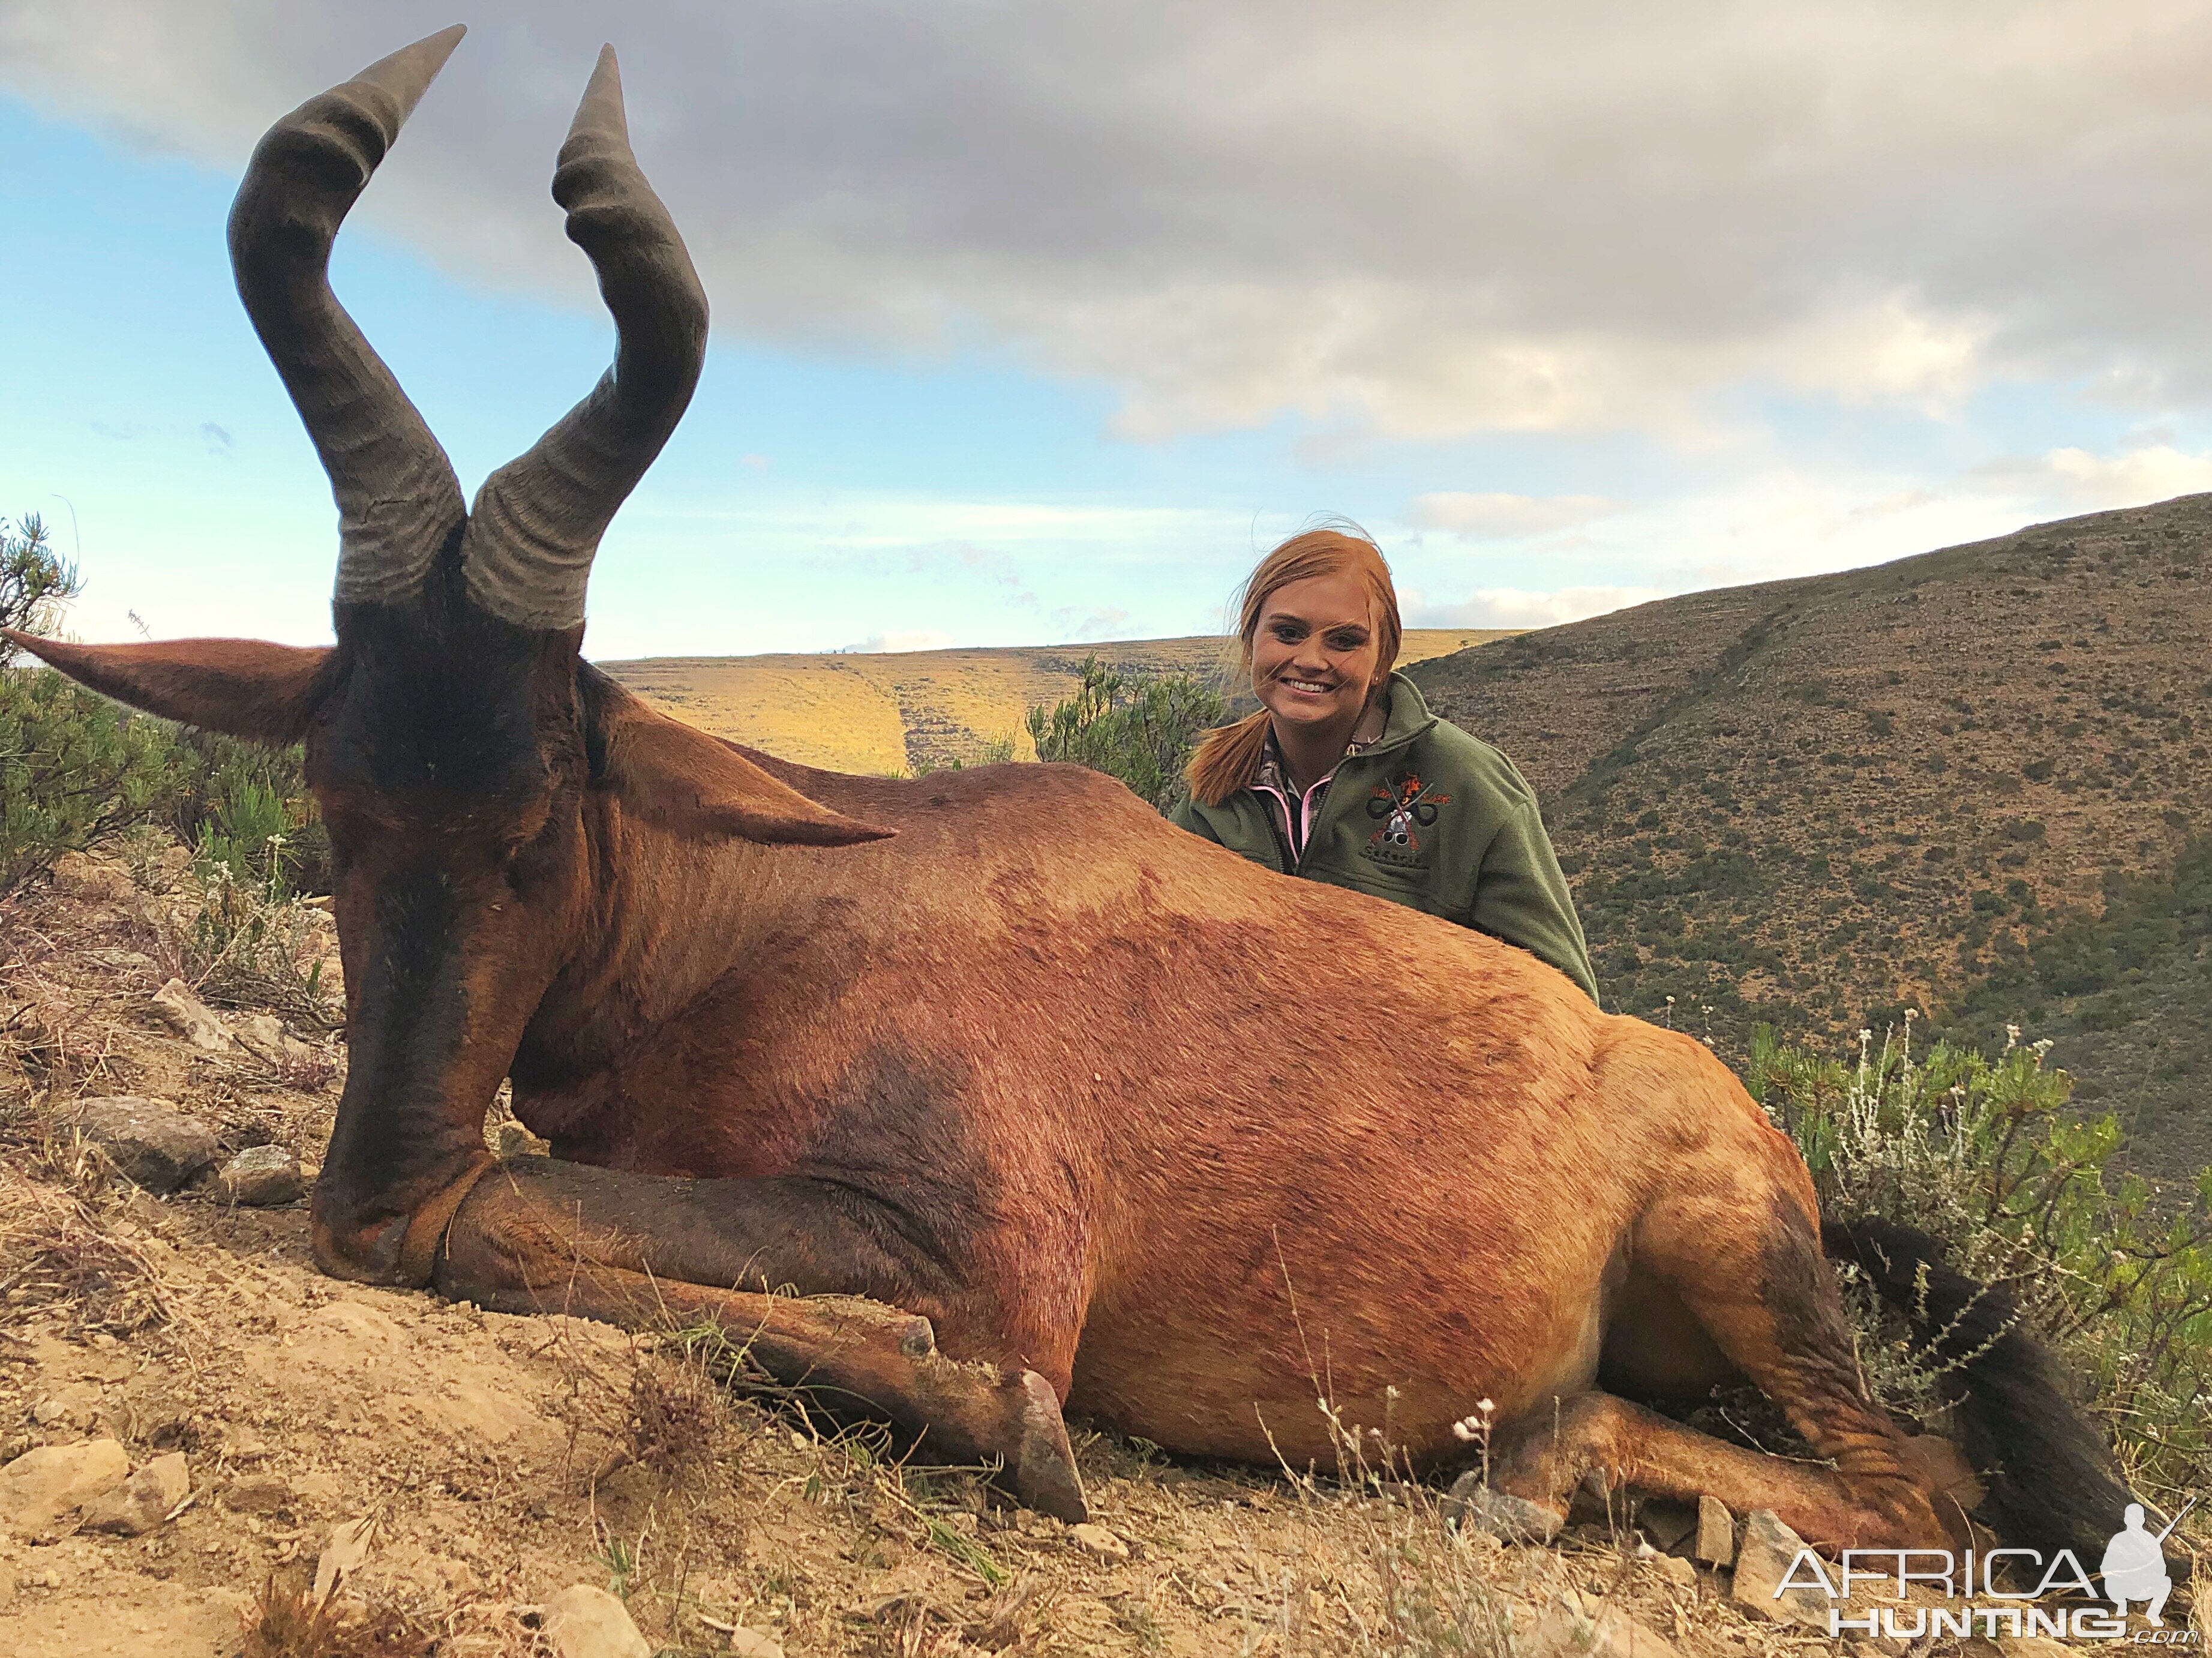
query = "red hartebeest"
xmin=15 ymin=29 xmax=2134 ymax=1560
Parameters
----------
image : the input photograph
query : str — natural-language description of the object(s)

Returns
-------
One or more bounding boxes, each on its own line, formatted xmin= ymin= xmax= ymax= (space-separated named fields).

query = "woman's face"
xmin=1250 ymin=571 xmax=1382 ymax=734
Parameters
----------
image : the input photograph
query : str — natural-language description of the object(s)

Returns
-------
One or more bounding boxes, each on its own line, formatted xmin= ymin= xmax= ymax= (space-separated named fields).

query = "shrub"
xmin=0 ymin=514 xmax=327 ymax=896
xmin=169 ymin=731 xmax=331 ymax=894
xmin=1748 ymin=1021 xmax=2212 ymax=1509
xmin=1027 ymin=656 xmax=1226 ymax=811
xmin=0 ymin=668 xmax=195 ymax=895
xmin=0 ymin=513 xmax=80 ymax=655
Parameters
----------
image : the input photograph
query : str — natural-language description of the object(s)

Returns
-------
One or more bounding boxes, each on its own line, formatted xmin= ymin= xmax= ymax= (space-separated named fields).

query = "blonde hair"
xmin=1185 ymin=527 xmax=1402 ymax=806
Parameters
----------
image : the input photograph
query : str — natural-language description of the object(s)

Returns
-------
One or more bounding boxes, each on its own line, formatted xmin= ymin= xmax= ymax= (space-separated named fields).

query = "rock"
xmin=1526 ymin=1591 xmax=1685 ymax=1658
xmin=1731 ymin=1509 xmax=1828 ymax=1627
xmin=215 ymin=1145 xmax=308 ymax=1207
xmin=726 ymin=1630 xmax=783 ymax=1658
xmin=234 ymin=1012 xmax=317 ymax=1070
xmin=30 ymin=1381 xmax=103 ymax=1431
xmin=0 ymin=1437 xmax=130 ymax=1535
xmin=52 ymin=852 xmax=136 ymax=903
xmin=1636 ymin=1542 xmax=1699 ymax=1591
xmin=82 ymin=1452 xmax=190 ymax=1536
xmin=225 ymin=1474 xmax=293 ymax=1515
xmin=1070 ymin=1521 xmax=1130 ymax=1562
xmin=1694 ymin=1494 xmax=1734 ymax=1567
xmin=314 ymin=1516 xmax=376 ymax=1604
xmin=67 ymin=1095 xmax=220 ymax=1193
xmin=151 ymin=979 xmax=236 ymax=1053
xmin=1442 ymin=1475 xmax=1565 ymax=1543
xmin=83 ymin=948 xmax=154 ymax=973
xmin=1902 ymin=1434 xmax=1988 ymax=1513
xmin=542 ymin=1585 xmax=651 ymax=1658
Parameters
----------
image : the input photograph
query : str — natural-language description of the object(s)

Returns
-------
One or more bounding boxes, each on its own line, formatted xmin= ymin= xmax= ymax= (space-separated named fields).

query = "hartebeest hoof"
xmin=1009 ymin=1369 xmax=1088 ymax=1522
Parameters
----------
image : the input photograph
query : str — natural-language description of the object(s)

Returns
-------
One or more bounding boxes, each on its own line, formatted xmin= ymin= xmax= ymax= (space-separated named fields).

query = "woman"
xmin=1170 ymin=527 xmax=1599 ymax=1003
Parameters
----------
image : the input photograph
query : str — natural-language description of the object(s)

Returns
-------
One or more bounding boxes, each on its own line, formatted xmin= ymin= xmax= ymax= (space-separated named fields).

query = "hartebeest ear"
xmin=580 ymin=667 xmax=893 ymax=847
xmin=2 ymin=631 xmax=335 ymax=746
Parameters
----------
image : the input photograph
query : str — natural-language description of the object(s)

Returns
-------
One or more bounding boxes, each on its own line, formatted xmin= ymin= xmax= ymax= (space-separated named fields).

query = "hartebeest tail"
xmin=1823 ymin=1216 xmax=2142 ymax=1564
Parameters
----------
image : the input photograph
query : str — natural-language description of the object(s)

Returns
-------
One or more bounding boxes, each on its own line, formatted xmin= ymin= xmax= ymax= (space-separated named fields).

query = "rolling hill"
xmin=1410 ymin=494 xmax=2212 ymax=1174
xmin=600 ymin=628 xmax=1514 ymax=775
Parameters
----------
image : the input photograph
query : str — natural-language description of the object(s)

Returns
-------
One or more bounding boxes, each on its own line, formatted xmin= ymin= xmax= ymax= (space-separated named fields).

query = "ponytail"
xmin=1187 ymin=710 xmax=1272 ymax=808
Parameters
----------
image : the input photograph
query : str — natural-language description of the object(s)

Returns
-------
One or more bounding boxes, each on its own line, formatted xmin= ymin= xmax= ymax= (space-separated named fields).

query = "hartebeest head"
xmin=8 ymin=28 xmax=886 ymax=1283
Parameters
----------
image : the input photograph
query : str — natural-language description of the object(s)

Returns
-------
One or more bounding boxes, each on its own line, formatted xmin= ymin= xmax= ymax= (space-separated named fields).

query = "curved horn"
xmin=461 ymin=47 xmax=709 ymax=631
xmin=228 ymin=26 xmax=470 ymax=609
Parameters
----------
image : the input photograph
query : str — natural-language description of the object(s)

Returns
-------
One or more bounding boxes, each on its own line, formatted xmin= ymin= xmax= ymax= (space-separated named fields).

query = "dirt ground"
xmin=0 ymin=844 xmax=2172 ymax=1656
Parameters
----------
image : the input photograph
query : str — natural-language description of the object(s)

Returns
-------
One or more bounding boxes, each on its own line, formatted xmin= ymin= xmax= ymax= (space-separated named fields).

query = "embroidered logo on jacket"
xmin=1363 ymin=772 xmax=1450 ymax=868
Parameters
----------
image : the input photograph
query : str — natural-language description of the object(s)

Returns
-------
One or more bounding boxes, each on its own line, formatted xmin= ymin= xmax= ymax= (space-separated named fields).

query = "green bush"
xmin=0 ymin=513 xmax=80 ymax=653
xmin=169 ymin=731 xmax=330 ymax=895
xmin=1748 ymin=1021 xmax=2212 ymax=1509
xmin=1027 ymin=656 xmax=1226 ymax=812
xmin=0 ymin=668 xmax=196 ymax=895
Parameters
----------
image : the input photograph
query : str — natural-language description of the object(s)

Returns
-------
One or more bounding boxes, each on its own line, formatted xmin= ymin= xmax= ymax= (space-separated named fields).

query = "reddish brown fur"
xmin=17 ymin=629 xmax=1946 ymax=1545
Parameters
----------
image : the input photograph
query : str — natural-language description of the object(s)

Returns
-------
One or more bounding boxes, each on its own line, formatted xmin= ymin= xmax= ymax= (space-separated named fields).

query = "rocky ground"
xmin=0 ymin=844 xmax=2183 ymax=1656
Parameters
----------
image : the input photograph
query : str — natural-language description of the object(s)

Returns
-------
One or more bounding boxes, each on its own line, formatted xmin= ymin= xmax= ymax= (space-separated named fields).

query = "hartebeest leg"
xmin=430 ymin=1156 xmax=1088 ymax=1520
xmin=1490 ymin=1166 xmax=1949 ymax=1552
xmin=1488 ymin=1392 xmax=1916 ymax=1549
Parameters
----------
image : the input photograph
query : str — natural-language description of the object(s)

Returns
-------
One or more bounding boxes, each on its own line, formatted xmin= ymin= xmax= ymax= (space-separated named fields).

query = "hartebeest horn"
xmin=229 ymin=25 xmax=470 ymax=610
xmin=460 ymin=47 xmax=709 ymax=631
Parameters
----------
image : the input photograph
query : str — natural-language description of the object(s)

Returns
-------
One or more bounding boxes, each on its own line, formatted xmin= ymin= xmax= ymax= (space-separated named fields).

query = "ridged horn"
xmin=461 ymin=46 xmax=710 ymax=631
xmin=228 ymin=26 xmax=470 ymax=609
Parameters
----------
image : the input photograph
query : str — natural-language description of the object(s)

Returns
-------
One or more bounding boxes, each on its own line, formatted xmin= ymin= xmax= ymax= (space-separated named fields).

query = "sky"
xmin=7 ymin=1 xmax=2212 ymax=660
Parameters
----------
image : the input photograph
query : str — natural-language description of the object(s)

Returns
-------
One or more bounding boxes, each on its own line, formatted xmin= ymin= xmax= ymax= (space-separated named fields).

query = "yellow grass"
xmin=600 ymin=629 xmax=1518 ymax=776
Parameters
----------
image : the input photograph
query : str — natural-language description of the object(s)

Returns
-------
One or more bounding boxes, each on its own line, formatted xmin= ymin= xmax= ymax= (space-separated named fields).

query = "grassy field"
xmin=599 ymin=629 xmax=1515 ymax=776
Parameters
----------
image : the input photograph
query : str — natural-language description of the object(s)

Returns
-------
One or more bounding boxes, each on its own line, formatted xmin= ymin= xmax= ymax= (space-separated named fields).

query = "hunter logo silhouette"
xmin=2103 ymin=1498 xmax=2192 ymax=1625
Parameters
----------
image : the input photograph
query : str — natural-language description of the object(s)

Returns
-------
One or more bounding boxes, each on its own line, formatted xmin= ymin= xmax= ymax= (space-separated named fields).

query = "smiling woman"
xmin=1172 ymin=527 xmax=1599 ymax=1002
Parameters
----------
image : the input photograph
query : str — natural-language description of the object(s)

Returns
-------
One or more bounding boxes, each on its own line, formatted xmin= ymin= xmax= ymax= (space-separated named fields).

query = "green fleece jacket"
xmin=1169 ymin=673 xmax=1599 ymax=1003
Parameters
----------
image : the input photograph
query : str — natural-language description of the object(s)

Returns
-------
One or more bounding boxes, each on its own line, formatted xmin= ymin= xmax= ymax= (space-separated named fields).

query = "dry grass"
xmin=239 ymin=1571 xmax=441 ymax=1658
xmin=146 ymin=862 xmax=343 ymax=1030
xmin=0 ymin=941 xmax=122 ymax=1089
xmin=0 ymin=1156 xmax=174 ymax=1339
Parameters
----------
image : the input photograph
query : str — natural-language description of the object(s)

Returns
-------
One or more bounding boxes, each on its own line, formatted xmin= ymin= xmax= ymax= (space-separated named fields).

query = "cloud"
xmin=200 ymin=421 xmax=234 ymax=452
xmin=1048 ymin=605 xmax=1131 ymax=642
xmin=1974 ymin=443 xmax=2212 ymax=511
xmin=13 ymin=2 xmax=2212 ymax=443
xmin=1411 ymin=586 xmax=1666 ymax=631
xmin=837 ymin=629 xmax=957 ymax=653
xmin=1410 ymin=491 xmax=1620 ymax=540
